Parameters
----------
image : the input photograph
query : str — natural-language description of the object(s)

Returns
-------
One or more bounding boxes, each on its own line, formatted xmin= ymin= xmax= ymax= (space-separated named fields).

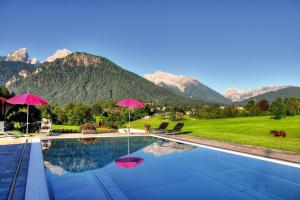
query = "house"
xmin=0 ymin=97 xmax=13 ymax=121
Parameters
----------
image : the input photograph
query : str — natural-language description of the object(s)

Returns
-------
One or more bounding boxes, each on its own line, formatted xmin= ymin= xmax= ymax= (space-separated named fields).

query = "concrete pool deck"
xmin=159 ymin=134 xmax=300 ymax=165
xmin=0 ymin=137 xmax=31 ymax=200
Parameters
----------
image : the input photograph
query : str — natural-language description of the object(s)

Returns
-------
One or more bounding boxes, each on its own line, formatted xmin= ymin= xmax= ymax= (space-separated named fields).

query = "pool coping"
xmin=152 ymin=134 xmax=300 ymax=168
xmin=25 ymin=138 xmax=49 ymax=200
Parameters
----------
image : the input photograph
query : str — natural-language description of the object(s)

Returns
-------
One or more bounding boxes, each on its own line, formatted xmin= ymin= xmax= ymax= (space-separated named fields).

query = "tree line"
xmin=191 ymin=98 xmax=300 ymax=120
xmin=2 ymin=84 xmax=300 ymax=132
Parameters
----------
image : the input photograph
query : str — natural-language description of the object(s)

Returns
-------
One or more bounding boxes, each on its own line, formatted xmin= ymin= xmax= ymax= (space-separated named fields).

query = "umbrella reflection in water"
xmin=115 ymin=137 xmax=144 ymax=169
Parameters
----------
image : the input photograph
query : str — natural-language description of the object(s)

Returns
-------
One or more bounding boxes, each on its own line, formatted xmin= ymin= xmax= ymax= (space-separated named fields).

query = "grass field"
xmin=52 ymin=124 xmax=112 ymax=131
xmin=130 ymin=115 xmax=300 ymax=153
xmin=52 ymin=124 xmax=80 ymax=130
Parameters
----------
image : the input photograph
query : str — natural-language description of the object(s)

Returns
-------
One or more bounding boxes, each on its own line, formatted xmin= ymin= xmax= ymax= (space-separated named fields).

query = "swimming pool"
xmin=42 ymin=136 xmax=300 ymax=200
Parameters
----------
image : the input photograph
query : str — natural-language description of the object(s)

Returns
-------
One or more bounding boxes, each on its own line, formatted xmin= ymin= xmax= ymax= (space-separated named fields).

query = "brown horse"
xmin=270 ymin=130 xmax=286 ymax=138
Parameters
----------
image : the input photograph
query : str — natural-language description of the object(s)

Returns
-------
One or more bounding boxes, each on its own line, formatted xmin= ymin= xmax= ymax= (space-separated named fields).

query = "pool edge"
xmin=25 ymin=138 xmax=49 ymax=200
xmin=151 ymin=134 xmax=300 ymax=169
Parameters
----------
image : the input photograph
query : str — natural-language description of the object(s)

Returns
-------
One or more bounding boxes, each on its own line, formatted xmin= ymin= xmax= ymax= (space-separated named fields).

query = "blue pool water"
xmin=42 ymin=136 xmax=300 ymax=200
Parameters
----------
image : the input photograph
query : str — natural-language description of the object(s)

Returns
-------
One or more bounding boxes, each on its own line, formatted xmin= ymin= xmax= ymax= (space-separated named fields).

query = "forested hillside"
xmin=0 ymin=61 xmax=36 ymax=85
xmin=8 ymin=52 xmax=201 ymax=105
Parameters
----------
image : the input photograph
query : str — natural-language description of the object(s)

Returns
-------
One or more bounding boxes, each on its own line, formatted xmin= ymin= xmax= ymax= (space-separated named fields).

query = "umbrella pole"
xmin=26 ymin=105 xmax=29 ymax=134
xmin=128 ymin=108 xmax=131 ymax=134
xmin=128 ymin=137 xmax=130 ymax=155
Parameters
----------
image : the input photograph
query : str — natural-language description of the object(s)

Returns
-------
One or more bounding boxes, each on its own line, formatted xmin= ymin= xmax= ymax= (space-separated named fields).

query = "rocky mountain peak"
xmin=61 ymin=52 xmax=103 ymax=66
xmin=6 ymin=48 xmax=29 ymax=62
xmin=224 ymin=86 xmax=288 ymax=102
xmin=44 ymin=48 xmax=72 ymax=63
xmin=0 ymin=48 xmax=39 ymax=64
xmin=144 ymin=70 xmax=196 ymax=92
xmin=29 ymin=57 xmax=39 ymax=65
xmin=144 ymin=70 xmax=230 ymax=104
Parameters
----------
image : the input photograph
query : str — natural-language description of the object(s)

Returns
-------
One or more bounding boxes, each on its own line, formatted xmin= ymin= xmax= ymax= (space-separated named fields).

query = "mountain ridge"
xmin=0 ymin=61 xmax=36 ymax=85
xmin=145 ymin=71 xmax=231 ymax=104
xmin=236 ymin=86 xmax=300 ymax=105
xmin=224 ymin=86 xmax=289 ymax=102
xmin=8 ymin=52 xmax=202 ymax=105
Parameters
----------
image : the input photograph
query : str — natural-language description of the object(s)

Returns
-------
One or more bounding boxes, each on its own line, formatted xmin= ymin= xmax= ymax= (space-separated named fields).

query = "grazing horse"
xmin=270 ymin=130 xmax=286 ymax=138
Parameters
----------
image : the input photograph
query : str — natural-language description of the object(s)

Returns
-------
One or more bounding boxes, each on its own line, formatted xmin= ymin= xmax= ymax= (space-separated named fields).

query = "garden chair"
xmin=40 ymin=118 xmax=52 ymax=135
xmin=0 ymin=121 xmax=20 ymax=138
xmin=164 ymin=123 xmax=184 ymax=135
xmin=151 ymin=122 xmax=169 ymax=133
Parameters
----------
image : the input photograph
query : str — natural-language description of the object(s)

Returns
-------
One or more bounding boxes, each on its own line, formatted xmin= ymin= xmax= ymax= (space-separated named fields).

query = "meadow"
xmin=130 ymin=115 xmax=300 ymax=153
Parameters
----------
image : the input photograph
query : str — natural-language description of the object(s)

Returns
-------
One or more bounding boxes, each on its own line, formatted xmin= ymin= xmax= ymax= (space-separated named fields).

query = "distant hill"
xmin=8 ymin=52 xmax=202 ymax=105
xmin=0 ymin=61 xmax=36 ymax=85
xmin=144 ymin=71 xmax=230 ymax=104
xmin=237 ymin=87 xmax=300 ymax=105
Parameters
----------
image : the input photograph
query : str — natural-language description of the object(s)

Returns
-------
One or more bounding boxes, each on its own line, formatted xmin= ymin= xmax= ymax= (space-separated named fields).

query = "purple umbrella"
xmin=116 ymin=98 xmax=144 ymax=133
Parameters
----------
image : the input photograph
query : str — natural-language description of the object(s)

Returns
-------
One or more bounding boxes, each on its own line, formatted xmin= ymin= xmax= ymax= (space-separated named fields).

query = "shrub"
xmin=144 ymin=124 xmax=151 ymax=132
xmin=80 ymin=123 xmax=96 ymax=130
xmin=270 ymin=98 xmax=287 ymax=119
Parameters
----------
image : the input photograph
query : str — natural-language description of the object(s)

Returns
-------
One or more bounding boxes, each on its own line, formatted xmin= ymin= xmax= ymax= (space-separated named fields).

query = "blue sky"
xmin=0 ymin=0 xmax=299 ymax=93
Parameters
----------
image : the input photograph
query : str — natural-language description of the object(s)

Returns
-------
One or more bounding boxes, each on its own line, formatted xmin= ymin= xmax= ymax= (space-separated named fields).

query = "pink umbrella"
xmin=7 ymin=93 xmax=48 ymax=134
xmin=115 ymin=157 xmax=144 ymax=169
xmin=116 ymin=98 xmax=144 ymax=133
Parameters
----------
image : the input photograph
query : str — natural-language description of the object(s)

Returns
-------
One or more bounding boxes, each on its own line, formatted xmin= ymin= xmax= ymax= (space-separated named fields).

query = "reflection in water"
xmin=43 ymin=137 xmax=158 ymax=173
xmin=44 ymin=161 xmax=66 ymax=175
xmin=143 ymin=140 xmax=196 ymax=156
xmin=115 ymin=157 xmax=144 ymax=168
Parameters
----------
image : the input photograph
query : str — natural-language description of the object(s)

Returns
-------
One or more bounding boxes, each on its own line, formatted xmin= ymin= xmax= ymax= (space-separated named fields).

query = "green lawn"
xmin=52 ymin=124 xmax=112 ymax=131
xmin=52 ymin=124 xmax=80 ymax=130
xmin=130 ymin=115 xmax=300 ymax=153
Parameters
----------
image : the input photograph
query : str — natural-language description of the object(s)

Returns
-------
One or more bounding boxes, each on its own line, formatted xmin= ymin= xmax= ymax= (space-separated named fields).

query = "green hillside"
xmin=8 ymin=52 xmax=202 ymax=105
xmin=0 ymin=61 xmax=36 ymax=85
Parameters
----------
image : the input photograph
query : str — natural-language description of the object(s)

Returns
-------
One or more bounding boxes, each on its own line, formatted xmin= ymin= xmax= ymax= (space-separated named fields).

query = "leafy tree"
xmin=269 ymin=98 xmax=286 ymax=119
xmin=6 ymin=105 xmax=41 ymax=124
xmin=64 ymin=104 xmax=95 ymax=125
xmin=245 ymin=100 xmax=260 ymax=116
xmin=258 ymin=99 xmax=269 ymax=112
xmin=222 ymin=106 xmax=239 ymax=118
xmin=194 ymin=104 xmax=223 ymax=119
xmin=284 ymin=98 xmax=300 ymax=116
xmin=90 ymin=103 xmax=102 ymax=115
xmin=0 ymin=85 xmax=13 ymax=98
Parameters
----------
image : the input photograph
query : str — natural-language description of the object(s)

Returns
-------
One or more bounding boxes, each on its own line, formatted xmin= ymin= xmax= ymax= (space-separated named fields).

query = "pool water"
xmin=42 ymin=136 xmax=300 ymax=200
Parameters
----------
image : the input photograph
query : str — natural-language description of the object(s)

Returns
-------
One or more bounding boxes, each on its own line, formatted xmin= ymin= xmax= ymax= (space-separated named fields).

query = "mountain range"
xmin=144 ymin=71 xmax=230 ymax=104
xmin=224 ymin=86 xmax=289 ymax=102
xmin=1 ymin=48 xmax=300 ymax=105
xmin=6 ymin=52 xmax=201 ymax=105
xmin=236 ymin=87 xmax=300 ymax=105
